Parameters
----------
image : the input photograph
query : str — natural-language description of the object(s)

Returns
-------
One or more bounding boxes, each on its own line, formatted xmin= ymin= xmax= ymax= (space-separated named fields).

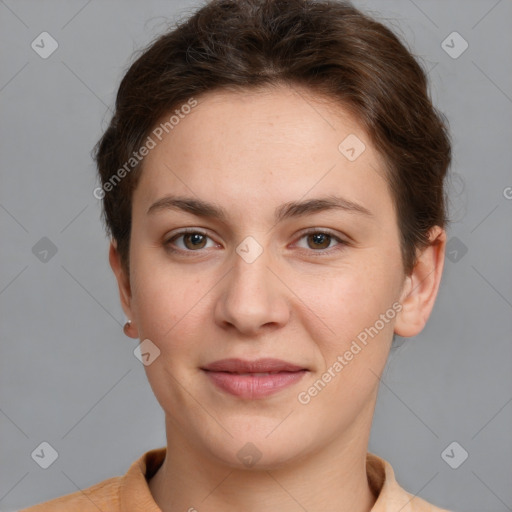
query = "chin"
xmin=209 ymin=440 xmax=311 ymax=471
xmin=192 ymin=415 xmax=318 ymax=471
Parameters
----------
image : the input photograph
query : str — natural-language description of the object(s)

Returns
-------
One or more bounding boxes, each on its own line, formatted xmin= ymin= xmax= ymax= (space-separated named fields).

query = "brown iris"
xmin=183 ymin=233 xmax=208 ymax=250
xmin=307 ymin=233 xmax=331 ymax=250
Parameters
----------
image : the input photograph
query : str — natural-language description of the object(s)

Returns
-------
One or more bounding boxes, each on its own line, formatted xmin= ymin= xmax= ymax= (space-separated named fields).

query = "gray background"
xmin=1 ymin=0 xmax=511 ymax=510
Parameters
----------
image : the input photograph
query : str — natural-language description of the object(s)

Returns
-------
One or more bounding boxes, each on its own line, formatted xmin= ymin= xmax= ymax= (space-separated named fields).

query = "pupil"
xmin=191 ymin=234 xmax=203 ymax=245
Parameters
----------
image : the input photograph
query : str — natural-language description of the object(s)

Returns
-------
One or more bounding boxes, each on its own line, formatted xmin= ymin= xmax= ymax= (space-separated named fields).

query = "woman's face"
xmin=115 ymin=85 xmax=416 ymax=467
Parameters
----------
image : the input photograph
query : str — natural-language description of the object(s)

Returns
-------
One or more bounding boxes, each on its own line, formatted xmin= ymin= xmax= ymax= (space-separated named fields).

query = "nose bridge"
xmin=233 ymin=239 xmax=272 ymax=292
xmin=215 ymin=238 xmax=288 ymax=334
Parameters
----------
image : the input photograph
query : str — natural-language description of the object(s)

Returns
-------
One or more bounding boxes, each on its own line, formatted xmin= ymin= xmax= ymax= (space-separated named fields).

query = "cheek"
xmin=129 ymin=231 xmax=210 ymax=326
xmin=303 ymin=260 xmax=400 ymax=344
xmin=129 ymin=259 xmax=206 ymax=407
xmin=132 ymin=269 xmax=202 ymax=344
xmin=295 ymin=267 xmax=399 ymax=414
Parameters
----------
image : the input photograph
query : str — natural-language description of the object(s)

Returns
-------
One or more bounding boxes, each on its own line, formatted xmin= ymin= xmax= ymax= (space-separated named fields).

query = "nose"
xmin=214 ymin=246 xmax=290 ymax=336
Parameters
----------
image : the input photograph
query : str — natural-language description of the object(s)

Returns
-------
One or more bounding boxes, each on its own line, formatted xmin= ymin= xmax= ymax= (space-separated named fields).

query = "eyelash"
xmin=164 ymin=228 xmax=348 ymax=256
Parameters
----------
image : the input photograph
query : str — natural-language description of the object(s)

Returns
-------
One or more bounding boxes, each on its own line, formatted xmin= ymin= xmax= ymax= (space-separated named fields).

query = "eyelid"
xmin=292 ymin=228 xmax=349 ymax=253
xmin=164 ymin=228 xmax=220 ymax=252
xmin=295 ymin=227 xmax=347 ymax=241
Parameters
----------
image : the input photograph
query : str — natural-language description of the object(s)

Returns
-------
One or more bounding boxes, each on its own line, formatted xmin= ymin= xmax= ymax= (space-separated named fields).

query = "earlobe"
xmin=109 ymin=240 xmax=138 ymax=338
xmin=394 ymin=226 xmax=446 ymax=338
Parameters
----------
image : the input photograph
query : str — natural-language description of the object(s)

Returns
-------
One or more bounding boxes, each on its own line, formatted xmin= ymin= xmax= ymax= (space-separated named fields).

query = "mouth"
xmin=201 ymin=358 xmax=308 ymax=399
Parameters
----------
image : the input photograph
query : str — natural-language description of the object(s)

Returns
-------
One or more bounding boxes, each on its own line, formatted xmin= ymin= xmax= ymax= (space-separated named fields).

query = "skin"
xmin=109 ymin=84 xmax=446 ymax=512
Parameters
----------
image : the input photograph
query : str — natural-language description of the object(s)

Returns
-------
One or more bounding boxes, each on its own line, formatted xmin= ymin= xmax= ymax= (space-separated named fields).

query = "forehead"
xmin=134 ymin=85 xmax=394 ymax=223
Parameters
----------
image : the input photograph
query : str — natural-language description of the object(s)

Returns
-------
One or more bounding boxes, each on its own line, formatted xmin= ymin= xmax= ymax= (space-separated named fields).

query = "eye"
xmin=294 ymin=230 xmax=347 ymax=253
xmin=164 ymin=229 xmax=218 ymax=252
xmin=164 ymin=228 xmax=348 ymax=255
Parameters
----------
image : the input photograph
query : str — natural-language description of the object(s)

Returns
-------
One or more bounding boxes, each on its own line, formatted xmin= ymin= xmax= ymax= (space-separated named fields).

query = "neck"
xmin=149 ymin=416 xmax=378 ymax=512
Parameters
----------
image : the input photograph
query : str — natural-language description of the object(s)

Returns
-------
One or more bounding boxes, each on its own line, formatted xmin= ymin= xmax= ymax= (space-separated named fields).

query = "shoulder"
xmin=18 ymin=476 xmax=122 ymax=512
xmin=367 ymin=452 xmax=453 ymax=512
xmin=18 ymin=447 xmax=166 ymax=512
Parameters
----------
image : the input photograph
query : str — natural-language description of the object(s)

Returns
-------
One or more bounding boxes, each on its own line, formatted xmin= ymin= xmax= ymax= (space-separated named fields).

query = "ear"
xmin=394 ymin=226 xmax=446 ymax=338
xmin=109 ymin=239 xmax=138 ymax=338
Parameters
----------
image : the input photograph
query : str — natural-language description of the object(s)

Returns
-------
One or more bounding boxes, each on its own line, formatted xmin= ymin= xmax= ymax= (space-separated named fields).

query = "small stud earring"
xmin=123 ymin=320 xmax=132 ymax=336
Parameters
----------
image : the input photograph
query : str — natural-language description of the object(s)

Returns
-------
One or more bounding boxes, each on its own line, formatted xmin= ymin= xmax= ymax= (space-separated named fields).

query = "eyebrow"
xmin=146 ymin=194 xmax=373 ymax=222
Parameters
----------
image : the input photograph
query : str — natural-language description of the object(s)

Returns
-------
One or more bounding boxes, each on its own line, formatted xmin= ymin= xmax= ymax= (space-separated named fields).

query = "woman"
xmin=21 ymin=0 xmax=452 ymax=510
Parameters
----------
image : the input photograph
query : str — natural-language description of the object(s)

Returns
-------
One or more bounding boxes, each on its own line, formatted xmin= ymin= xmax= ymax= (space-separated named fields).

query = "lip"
xmin=201 ymin=358 xmax=307 ymax=399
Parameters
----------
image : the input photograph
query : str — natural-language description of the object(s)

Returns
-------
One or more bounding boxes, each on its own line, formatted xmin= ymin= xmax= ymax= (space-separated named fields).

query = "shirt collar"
xmin=119 ymin=448 xmax=420 ymax=512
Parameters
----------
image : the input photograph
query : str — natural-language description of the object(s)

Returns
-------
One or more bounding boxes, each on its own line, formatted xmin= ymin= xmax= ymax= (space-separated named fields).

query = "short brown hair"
xmin=94 ymin=0 xmax=451 ymax=275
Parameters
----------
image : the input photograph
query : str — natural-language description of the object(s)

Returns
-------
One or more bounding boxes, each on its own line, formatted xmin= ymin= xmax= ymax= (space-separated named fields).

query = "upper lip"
xmin=202 ymin=358 xmax=306 ymax=373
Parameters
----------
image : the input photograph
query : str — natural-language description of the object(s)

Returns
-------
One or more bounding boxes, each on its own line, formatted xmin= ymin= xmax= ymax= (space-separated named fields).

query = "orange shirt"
xmin=19 ymin=448 xmax=452 ymax=511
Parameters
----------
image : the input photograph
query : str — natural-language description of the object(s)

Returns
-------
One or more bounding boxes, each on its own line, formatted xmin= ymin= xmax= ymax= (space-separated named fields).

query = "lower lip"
xmin=203 ymin=370 xmax=307 ymax=399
